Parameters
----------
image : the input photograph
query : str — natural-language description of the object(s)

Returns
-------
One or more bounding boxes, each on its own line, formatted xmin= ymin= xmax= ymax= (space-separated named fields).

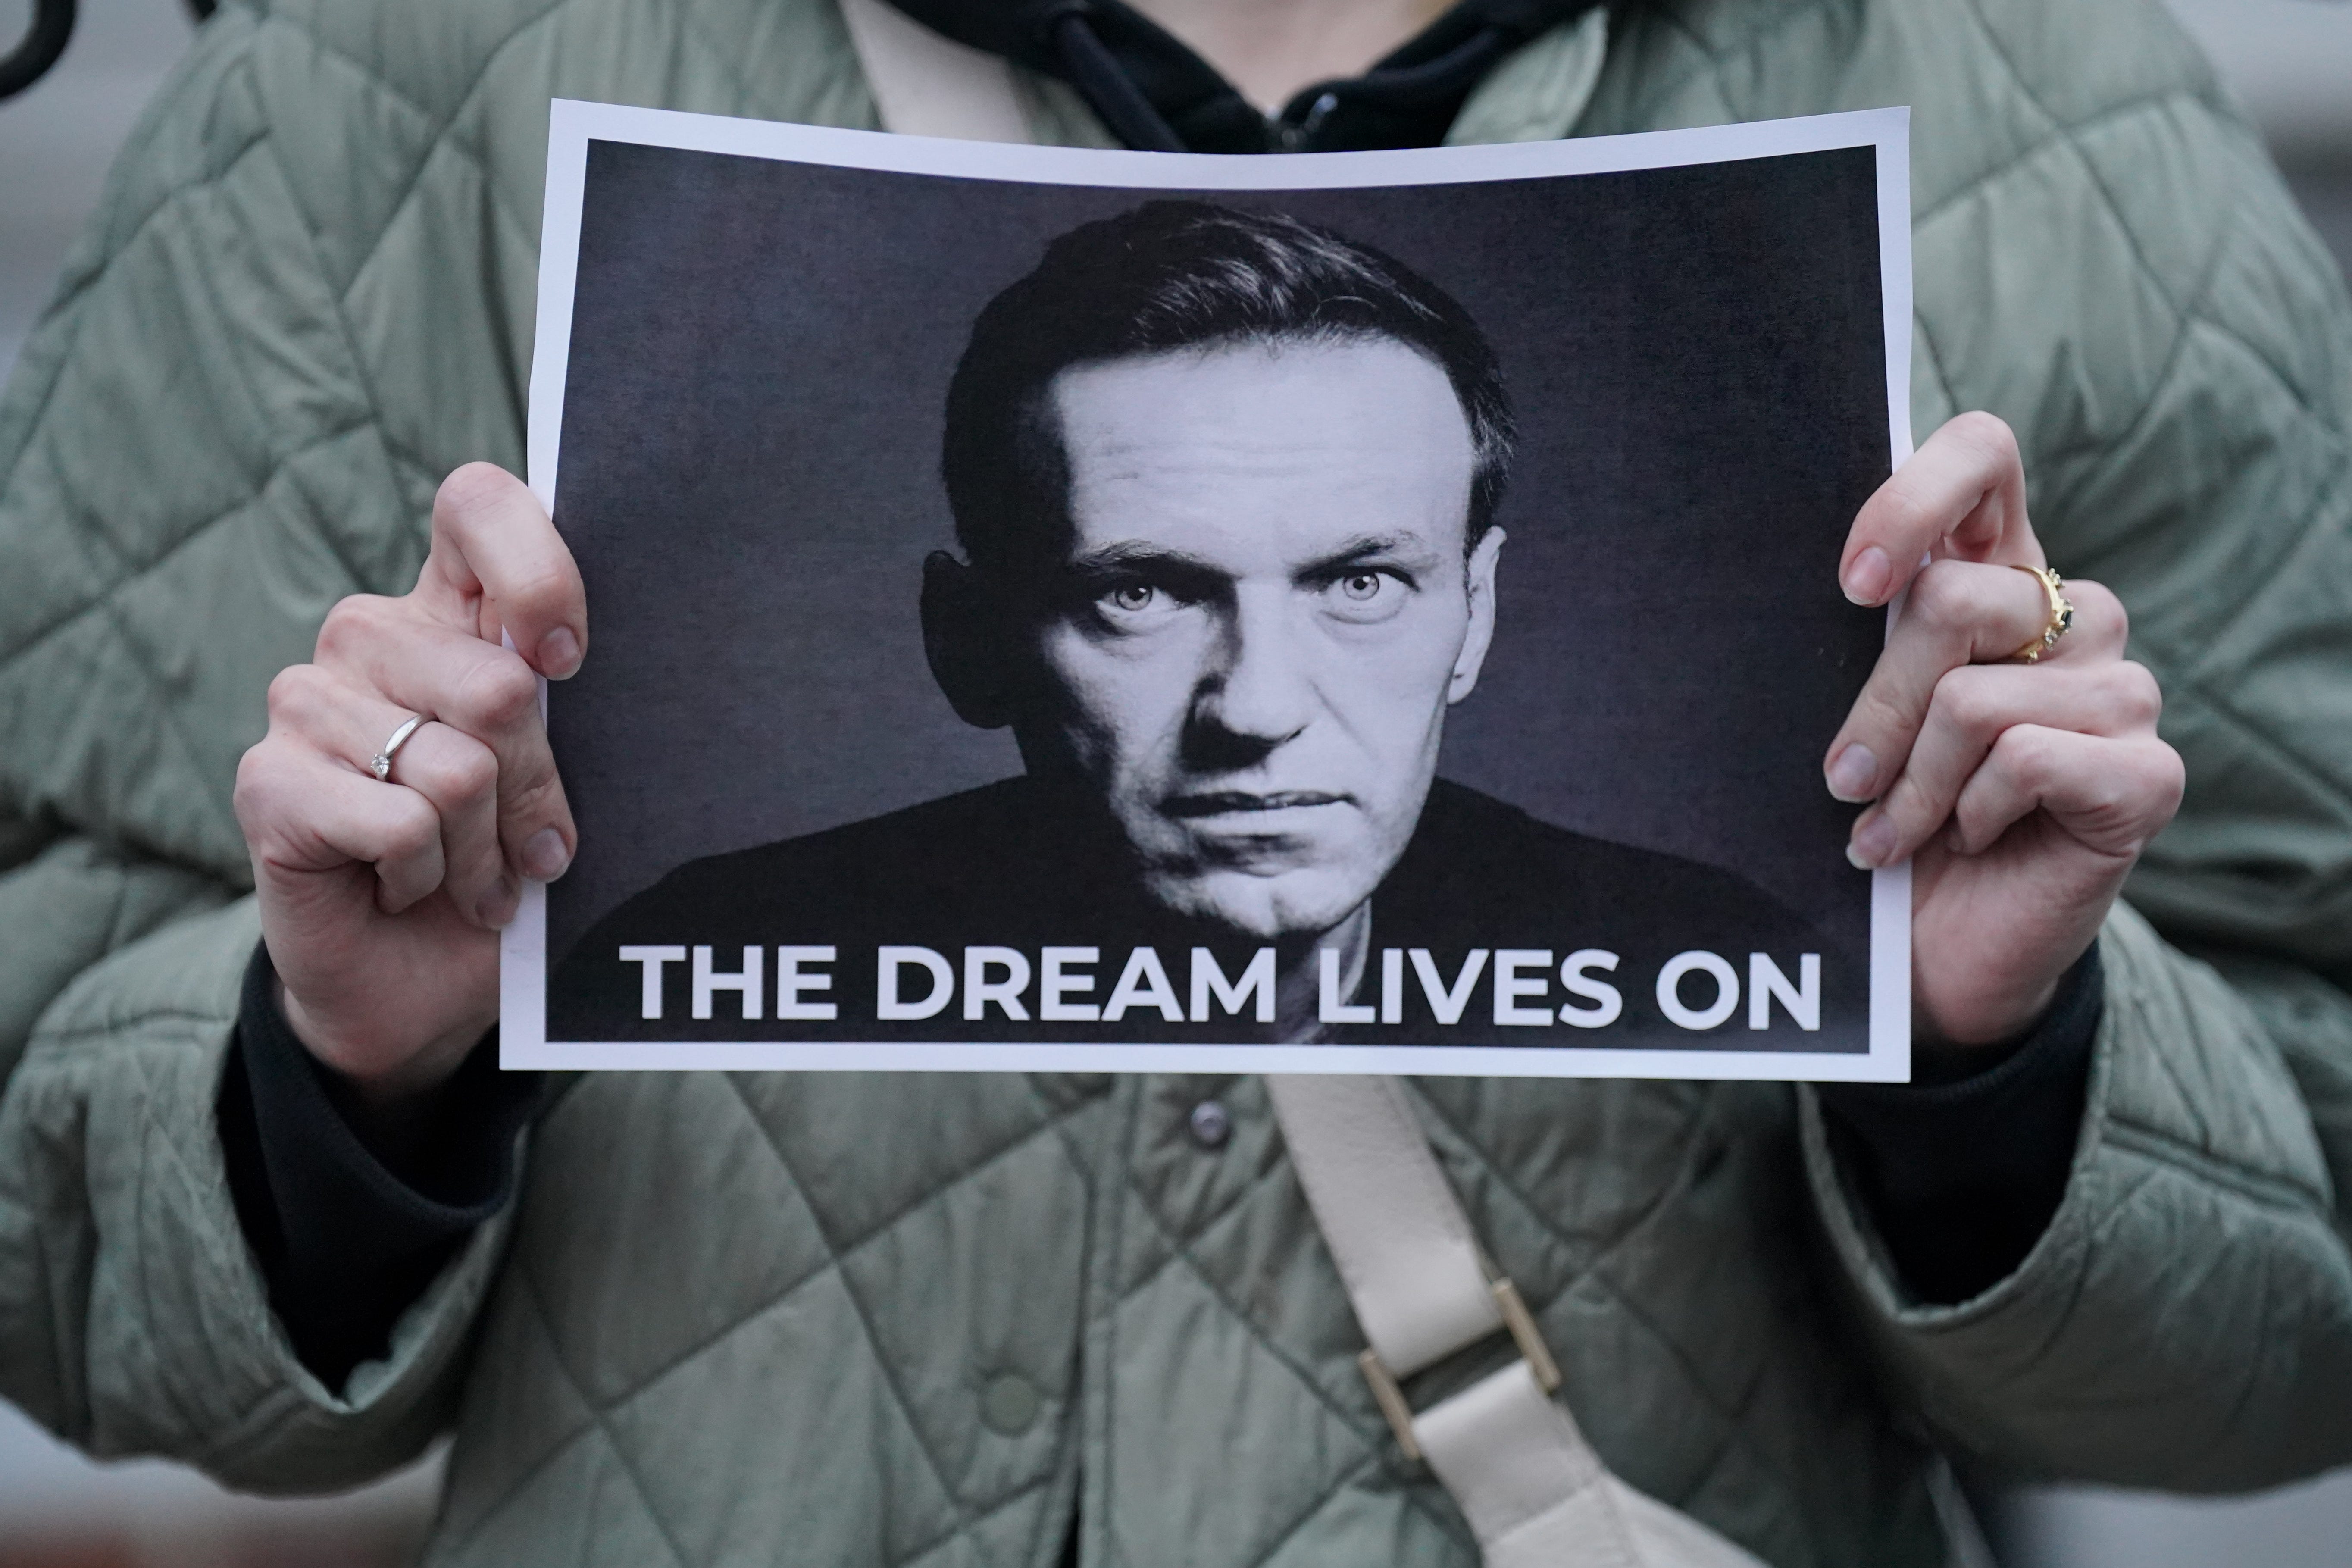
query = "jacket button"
xmin=980 ymin=1373 xmax=1040 ymax=1435
xmin=1188 ymin=1099 xmax=1232 ymax=1149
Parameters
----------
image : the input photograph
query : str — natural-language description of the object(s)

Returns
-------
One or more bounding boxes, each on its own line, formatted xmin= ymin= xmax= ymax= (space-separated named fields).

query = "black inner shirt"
xmin=880 ymin=0 xmax=1598 ymax=152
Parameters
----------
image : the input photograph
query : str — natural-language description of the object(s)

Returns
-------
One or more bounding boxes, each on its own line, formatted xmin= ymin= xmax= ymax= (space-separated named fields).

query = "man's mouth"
xmin=1162 ymin=790 xmax=1351 ymax=818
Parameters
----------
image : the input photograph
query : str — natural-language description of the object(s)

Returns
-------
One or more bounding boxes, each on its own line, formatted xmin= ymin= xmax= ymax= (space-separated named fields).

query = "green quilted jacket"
xmin=4 ymin=1 xmax=2352 ymax=1565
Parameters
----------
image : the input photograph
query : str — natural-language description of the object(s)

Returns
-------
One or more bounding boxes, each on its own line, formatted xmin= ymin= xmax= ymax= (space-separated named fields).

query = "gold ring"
xmin=2005 ymin=564 xmax=2074 ymax=664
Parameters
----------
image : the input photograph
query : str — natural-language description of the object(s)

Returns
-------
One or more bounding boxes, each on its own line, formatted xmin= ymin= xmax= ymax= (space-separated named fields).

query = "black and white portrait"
xmin=513 ymin=109 xmax=1911 ymax=1075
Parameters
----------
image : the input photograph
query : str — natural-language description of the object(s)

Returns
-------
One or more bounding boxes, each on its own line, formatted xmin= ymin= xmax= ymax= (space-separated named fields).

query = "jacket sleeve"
xmin=1804 ymin=907 xmax=2352 ymax=1489
xmin=0 ymin=4 xmax=531 ymax=1485
xmin=0 ymin=898 xmax=521 ymax=1491
xmin=224 ymin=942 xmax=539 ymax=1392
xmin=1802 ymin=0 xmax=2352 ymax=1489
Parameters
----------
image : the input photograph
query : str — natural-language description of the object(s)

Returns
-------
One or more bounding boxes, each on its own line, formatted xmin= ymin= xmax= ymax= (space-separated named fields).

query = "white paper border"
xmin=507 ymin=102 xmax=1914 ymax=1082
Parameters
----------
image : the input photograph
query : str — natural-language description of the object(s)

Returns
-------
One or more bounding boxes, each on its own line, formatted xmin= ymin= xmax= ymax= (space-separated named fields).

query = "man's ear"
xmin=1447 ymin=527 xmax=1506 ymax=706
xmin=921 ymin=551 xmax=1017 ymax=729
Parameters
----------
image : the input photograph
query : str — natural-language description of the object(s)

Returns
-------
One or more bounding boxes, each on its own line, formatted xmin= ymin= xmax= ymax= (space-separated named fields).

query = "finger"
xmin=1824 ymin=558 xmax=2092 ymax=801
xmin=416 ymin=463 xmax=588 ymax=680
xmin=381 ymin=724 xmax=513 ymax=923
xmin=1846 ymin=659 xmax=2165 ymax=867
xmin=274 ymin=668 xmax=514 ymax=922
xmin=1840 ymin=413 xmax=2036 ymax=607
xmin=1948 ymin=726 xmax=2186 ymax=860
xmin=264 ymin=660 xmax=516 ymax=921
xmin=314 ymin=600 xmax=575 ymax=887
xmin=236 ymin=743 xmax=447 ymax=912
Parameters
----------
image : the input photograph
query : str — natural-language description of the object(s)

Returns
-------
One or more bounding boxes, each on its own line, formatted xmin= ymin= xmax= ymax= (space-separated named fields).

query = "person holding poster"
xmin=0 ymin=2 xmax=2348 ymax=1566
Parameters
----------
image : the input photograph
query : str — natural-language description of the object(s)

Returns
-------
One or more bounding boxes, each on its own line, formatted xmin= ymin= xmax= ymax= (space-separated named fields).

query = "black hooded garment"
xmin=885 ymin=0 xmax=1597 ymax=153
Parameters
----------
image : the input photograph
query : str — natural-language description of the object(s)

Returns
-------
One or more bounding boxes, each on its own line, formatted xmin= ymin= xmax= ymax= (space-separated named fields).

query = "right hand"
xmin=235 ymin=464 xmax=586 ymax=1108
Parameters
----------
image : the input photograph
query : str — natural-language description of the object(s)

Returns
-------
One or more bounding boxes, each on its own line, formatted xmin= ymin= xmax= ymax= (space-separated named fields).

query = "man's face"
xmin=1008 ymin=335 xmax=1503 ymax=940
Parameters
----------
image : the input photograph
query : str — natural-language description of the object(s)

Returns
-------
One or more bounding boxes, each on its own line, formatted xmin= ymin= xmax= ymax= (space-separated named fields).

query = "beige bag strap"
xmin=1267 ymin=1077 xmax=1767 ymax=1568
xmin=838 ymin=0 xmax=1033 ymax=143
xmin=839 ymin=10 xmax=1760 ymax=1561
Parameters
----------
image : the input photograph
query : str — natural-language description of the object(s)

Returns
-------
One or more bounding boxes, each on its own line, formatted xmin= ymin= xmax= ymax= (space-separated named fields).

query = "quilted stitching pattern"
xmin=0 ymin=901 xmax=517 ymax=1494
xmin=3 ymin=0 xmax=2352 ymax=1564
xmin=432 ymin=1070 xmax=1101 ymax=1568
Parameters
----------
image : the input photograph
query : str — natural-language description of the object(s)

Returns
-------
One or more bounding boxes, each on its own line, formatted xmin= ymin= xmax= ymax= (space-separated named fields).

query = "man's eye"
xmin=1323 ymin=570 xmax=1408 ymax=622
xmin=1104 ymin=584 xmax=1159 ymax=613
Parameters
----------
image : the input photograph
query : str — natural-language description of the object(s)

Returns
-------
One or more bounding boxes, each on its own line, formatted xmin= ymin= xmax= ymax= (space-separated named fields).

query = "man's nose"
xmin=1193 ymin=588 xmax=1315 ymax=748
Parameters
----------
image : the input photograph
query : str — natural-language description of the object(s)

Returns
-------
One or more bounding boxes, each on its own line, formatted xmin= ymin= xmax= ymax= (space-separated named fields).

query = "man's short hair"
xmin=942 ymin=200 xmax=1516 ymax=574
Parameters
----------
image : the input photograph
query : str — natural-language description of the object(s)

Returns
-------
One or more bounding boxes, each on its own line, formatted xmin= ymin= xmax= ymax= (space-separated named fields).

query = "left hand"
xmin=1823 ymin=413 xmax=2185 ymax=1052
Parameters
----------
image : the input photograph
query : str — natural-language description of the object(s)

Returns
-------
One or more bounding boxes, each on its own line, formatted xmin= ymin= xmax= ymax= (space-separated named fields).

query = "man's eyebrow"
xmin=1056 ymin=532 xmax=1446 ymax=581
xmin=1296 ymin=532 xmax=1443 ymax=576
xmin=1061 ymin=541 xmax=1224 ymax=578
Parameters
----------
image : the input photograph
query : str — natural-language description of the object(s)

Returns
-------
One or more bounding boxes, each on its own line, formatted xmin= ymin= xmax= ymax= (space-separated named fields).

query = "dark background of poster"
xmin=547 ymin=139 xmax=1891 ymax=986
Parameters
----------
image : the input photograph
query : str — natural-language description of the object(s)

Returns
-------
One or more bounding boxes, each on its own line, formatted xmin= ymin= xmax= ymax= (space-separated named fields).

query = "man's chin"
xmin=1138 ymin=867 xmax=1374 ymax=945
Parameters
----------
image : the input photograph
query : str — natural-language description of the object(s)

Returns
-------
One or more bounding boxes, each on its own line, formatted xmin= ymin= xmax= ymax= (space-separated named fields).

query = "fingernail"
xmin=523 ymin=826 xmax=572 ymax=882
xmin=1827 ymin=743 xmax=1878 ymax=802
xmin=537 ymin=626 xmax=582 ymax=679
xmin=1847 ymin=813 xmax=1898 ymax=870
xmin=1842 ymin=546 xmax=1892 ymax=606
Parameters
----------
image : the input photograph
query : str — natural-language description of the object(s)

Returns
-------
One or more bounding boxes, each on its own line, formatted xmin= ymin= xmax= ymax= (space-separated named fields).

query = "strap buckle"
xmin=1357 ymin=1275 xmax=1562 ymax=1462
